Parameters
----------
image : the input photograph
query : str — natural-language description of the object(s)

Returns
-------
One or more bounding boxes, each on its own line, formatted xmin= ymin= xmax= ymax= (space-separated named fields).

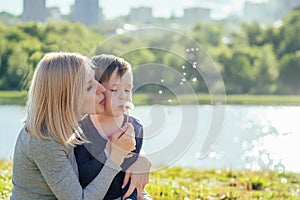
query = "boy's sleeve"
xmin=74 ymin=145 xmax=107 ymax=188
xmin=134 ymin=124 xmax=144 ymax=154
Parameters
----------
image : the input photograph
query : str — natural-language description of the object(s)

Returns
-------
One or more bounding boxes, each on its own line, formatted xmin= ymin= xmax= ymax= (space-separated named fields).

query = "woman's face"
xmin=81 ymin=66 xmax=106 ymax=117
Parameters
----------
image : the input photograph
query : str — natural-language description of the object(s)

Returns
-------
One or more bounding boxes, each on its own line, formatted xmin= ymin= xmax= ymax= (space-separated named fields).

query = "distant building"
xmin=129 ymin=7 xmax=153 ymax=24
xmin=22 ymin=0 xmax=46 ymax=22
xmin=244 ymin=2 xmax=269 ymax=23
xmin=47 ymin=7 xmax=64 ymax=22
xmin=269 ymin=0 xmax=300 ymax=19
xmin=71 ymin=0 xmax=102 ymax=25
xmin=181 ymin=7 xmax=211 ymax=26
xmin=244 ymin=0 xmax=300 ymax=24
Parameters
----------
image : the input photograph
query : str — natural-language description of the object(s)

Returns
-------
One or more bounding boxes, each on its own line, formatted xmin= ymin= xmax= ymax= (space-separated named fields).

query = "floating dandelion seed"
xmin=168 ymin=99 xmax=172 ymax=103
xmin=124 ymin=102 xmax=134 ymax=123
xmin=191 ymin=48 xmax=195 ymax=51
xmin=186 ymin=49 xmax=190 ymax=52
xmin=196 ymin=48 xmax=199 ymax=51
xmin=158 ymin=90 xmax=162 ymax=94
xmin=192 ymin=77 xmax=197 ymax=82
xmin=180 ymin=78 xmax=186 ymax=85
xmin=183 ymin=72 xmax=186 ymax=76
xmin=192 ymin=62 xmax=197 ymax=68
xmin=161 ymin=79 xmax=164 ymax=83
xmin=182 ymin=65 xmax=186 ymax=69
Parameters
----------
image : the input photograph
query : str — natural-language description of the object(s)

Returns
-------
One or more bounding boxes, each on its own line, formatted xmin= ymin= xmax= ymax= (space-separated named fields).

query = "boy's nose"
xmin=120 ymin=89 xmax=128 ymax=99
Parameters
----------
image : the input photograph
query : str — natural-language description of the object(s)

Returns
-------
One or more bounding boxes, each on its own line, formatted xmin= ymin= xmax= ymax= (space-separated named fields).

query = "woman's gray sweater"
xmin=10 ymin=126 xmax=121 ymax=200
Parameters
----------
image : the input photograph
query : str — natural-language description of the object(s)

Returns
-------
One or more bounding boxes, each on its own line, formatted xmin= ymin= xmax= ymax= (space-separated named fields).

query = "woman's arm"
xmin=31 ymin=137 xmax=121 ymax=200
xmin=122 ymin=152 xmax=152 ymax=199
xmin=74 ymin=144 xmax=107 ymax=188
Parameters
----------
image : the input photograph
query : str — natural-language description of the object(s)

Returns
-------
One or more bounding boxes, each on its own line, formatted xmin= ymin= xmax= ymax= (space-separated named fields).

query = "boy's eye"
xmin=125 ymin=89 xmax=131 ymax=93
xmin=110 ymin=89 xmax=117 ymax=92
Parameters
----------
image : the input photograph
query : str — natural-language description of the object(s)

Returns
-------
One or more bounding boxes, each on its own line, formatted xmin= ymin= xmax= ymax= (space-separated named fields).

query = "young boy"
xmin=75 ymin=54 xmax=150 ymax=200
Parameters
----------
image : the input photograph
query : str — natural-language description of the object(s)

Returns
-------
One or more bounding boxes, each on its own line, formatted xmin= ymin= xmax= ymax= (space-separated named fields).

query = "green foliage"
xmin=0 ymin=160 xmax=12 ymax=199
xmin=1 ymin=160 xmax=299 ymax=199
xmin=277 ymin=9 xmax=300 ymax=58
xmin=252 ymin=45 xmax=279 ymax=94
xmin=277 ymin=51 xmax=300 ymax=94
xmin=0 ymin=22 xmax=105 ymax=90
xmin=242 ymin=22 xmax=265 ymax=46
xmin=146 ymin=167 xmax=300 ymax=200
xmin=192 ymin=22 xmax=223 ymax=46
xmin=0 ymin=9 xmax=300 ymax=94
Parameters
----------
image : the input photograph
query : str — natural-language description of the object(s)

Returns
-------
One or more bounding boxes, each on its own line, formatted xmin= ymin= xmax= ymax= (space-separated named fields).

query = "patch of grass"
xmin=145 ymin=167 xmax=300 ymax=200
xmin=1 ymin=90 xmax=300 ymax=105
xmin=1 ymin=160 xmax=300 ymax=199
xmin=0 ymin=160 xmax=13 ymax=199
xmin=0 ymin=91 xmax=27 ymax=105
xmin=134 ymin=93 xmax=300 ymax=105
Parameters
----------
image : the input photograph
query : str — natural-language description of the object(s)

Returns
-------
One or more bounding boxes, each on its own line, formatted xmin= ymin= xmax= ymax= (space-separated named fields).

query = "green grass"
xmin=0 ymin=91 xmax=27 ymax=105
xmin=133 ymin=93 xmax=300 ymax=105
xmin=0 ymin=160 xmax=13 ymax=199
xmin=147 ymin=167 xmax=300 ymax=199
xmin=1 ymin=90 xmax=300 ymax=105
xmin=1 ymin=160 xmax=300 ymax=199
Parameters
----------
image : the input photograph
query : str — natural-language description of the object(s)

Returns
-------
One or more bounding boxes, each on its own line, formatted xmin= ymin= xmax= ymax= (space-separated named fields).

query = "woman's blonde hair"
xmin=25 ymin=52 xmax=91 ymax=146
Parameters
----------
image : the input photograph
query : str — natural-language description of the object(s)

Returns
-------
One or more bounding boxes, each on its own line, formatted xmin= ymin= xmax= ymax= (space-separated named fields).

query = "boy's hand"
xmin=109 ymin=123 xmax=136 ymax=165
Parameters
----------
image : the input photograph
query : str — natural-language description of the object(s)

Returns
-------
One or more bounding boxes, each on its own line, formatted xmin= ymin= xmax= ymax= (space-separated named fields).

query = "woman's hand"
xmin=122 ymin=154 xmax=152 ymax=199
xmin=108 ymin=123 xmax=136 ymax=165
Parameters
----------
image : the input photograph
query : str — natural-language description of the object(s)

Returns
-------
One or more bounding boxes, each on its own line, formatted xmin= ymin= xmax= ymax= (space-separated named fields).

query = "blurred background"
xmin=0 ymin=0 xmax=300 ymax=95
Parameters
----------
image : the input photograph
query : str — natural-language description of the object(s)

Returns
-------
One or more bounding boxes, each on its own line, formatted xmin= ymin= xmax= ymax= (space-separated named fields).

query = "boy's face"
xmin=102 ymin=68 xmax=133 ymax=117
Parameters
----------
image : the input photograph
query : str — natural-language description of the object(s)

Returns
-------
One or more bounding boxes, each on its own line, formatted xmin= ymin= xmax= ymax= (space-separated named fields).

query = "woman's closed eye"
xmin=87 ymin=85 xmax=93 ymax=91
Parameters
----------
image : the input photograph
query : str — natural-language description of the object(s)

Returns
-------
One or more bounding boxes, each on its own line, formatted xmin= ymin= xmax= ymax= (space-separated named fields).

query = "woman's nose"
xmin=96 ymin=82 xmax=105 ymax=94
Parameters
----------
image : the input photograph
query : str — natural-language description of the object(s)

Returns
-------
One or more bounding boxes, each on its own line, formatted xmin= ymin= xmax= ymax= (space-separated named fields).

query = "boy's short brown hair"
xmin=91 ymin=54 xmax=131 ymax=83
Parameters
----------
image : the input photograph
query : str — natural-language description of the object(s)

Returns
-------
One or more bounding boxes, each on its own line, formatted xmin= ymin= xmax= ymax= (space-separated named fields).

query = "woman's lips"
xmin=99 ymin=96 xmax=105 ymax=105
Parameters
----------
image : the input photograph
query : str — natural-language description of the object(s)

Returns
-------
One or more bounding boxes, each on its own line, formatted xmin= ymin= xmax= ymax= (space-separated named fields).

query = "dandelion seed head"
xmin=124 ymin=102 xmax=134 ymax=110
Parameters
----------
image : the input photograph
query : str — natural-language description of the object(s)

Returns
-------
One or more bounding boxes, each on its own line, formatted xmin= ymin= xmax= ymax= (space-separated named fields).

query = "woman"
xmin=10 ymin=52 xmax=136 ymax=200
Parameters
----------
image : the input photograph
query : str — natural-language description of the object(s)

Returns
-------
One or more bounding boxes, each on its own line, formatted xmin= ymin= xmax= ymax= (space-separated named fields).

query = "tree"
xmin=224 ymin=50 xmax=256 ymax=94
xmin=6 ymin=46 xmax=31 ymax=90
xmin=192 ymin=22 xmax=223 ymax=46
xmin=252 ymin=45 xmax=279 ymax=94
xmin=277 ymin=51 xmax=300 ymax=94
xmin=277 ymin=8 xmax=300 ymax=58
xmin=241 ymin=22 xmax=264 ymax=46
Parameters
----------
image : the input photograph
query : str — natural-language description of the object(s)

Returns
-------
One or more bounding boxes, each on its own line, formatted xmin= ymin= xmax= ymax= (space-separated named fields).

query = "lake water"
xmin=1 ymin=105 xmax=300 ymax=173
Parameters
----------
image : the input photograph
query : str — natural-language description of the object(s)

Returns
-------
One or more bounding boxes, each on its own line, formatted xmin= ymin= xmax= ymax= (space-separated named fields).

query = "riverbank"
xmin=1 ymin=160 xmax=300 ymax=199
xmin=1 ymin=91 xmax=300 ymax=105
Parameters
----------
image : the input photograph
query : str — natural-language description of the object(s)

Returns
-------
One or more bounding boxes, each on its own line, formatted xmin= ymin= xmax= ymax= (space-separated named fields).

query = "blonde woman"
xmin=10 ymin=52 xmax=136 ymax=200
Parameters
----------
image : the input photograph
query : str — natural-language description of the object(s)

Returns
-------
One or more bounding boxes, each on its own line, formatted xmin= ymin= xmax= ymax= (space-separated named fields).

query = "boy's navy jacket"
xmin=75 ymin=114 xmax=143 ymax=199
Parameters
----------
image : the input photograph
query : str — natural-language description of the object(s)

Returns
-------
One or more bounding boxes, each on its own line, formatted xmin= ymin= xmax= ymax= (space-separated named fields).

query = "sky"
xmin=0 ymin=0 xmax=267 ymax=19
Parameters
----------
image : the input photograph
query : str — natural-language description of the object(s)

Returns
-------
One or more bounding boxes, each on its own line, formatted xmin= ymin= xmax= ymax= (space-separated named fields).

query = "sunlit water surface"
xmin=1 ymin=105 xmax=299 ymax=173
